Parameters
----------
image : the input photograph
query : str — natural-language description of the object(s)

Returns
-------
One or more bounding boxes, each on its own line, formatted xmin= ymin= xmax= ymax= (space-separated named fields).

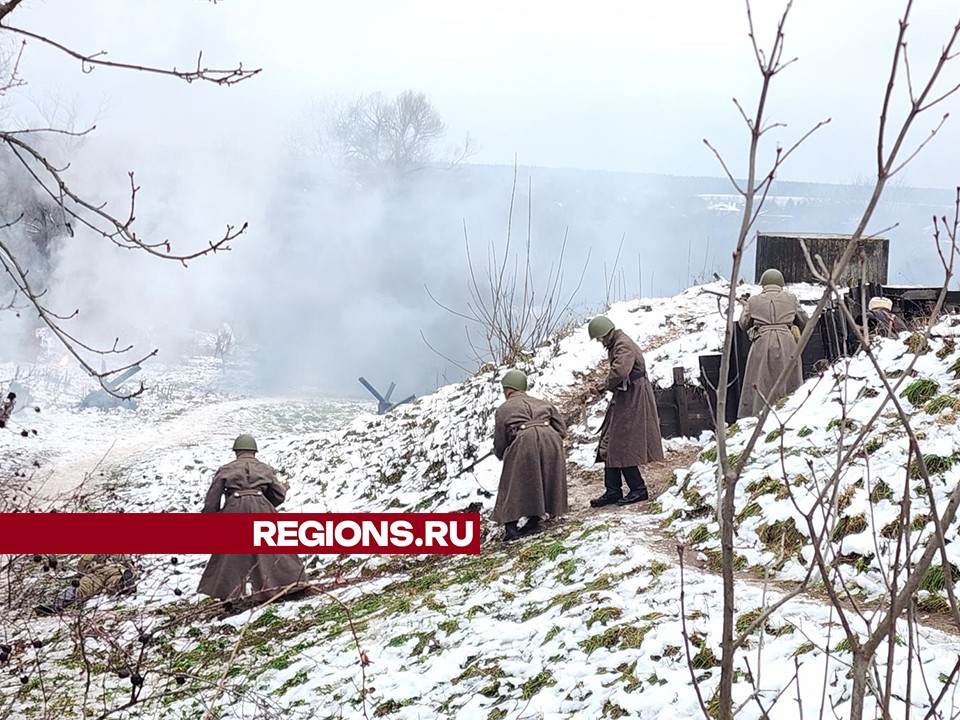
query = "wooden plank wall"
xmin=755 ymin=234 xmax=889 ymax=285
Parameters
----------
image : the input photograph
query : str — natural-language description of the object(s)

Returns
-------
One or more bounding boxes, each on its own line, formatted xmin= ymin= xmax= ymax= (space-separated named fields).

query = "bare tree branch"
xmin=0 ymin=25 xmax=260 ymax=85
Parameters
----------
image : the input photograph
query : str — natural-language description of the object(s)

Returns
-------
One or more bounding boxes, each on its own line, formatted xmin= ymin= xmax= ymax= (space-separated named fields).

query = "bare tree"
xmin=308 ymin=90 xmax=476 ymax=181
xmin=0 ymin=0 xmax=259 ymax=396
xmin=424 ymin=161 xmax=589 ymax=370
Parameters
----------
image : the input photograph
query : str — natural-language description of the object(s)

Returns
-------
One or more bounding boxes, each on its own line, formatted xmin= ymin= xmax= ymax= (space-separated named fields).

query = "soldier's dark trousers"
xmin=604 ymin=466 xmax=646 ymax=496
xmin=592 ymin=467 xmax=649 ymax=507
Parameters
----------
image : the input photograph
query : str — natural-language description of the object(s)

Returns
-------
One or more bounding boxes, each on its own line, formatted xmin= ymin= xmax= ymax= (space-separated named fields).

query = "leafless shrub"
xmin=425 ymin=162 xmax=590 ymax=370
xmin=213 ymin=323 xmax=235 ymax=376
xmin=302 ymin=90 xmax=476 ymax=184
xmin=603 ymin=233 xmax=627 ymax=308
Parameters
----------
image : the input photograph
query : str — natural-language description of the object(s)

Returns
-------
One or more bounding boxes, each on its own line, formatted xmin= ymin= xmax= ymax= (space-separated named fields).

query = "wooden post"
xmin=673 ymin=366 xmax=690 ymax=438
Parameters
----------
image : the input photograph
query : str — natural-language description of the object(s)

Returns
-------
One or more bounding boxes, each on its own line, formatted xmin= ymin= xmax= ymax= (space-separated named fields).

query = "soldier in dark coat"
xmin=737 ymin=269 xmax=809 ymax=419
xmin=198 ymin=434 xmax=310 ymax=604
xmin=587 ymin=316 xmax=664 ymax=507
xmin=865 ymin=296 xmax=908 ymax=338
xmin=492 ymin=370 xmax=569 ymax=542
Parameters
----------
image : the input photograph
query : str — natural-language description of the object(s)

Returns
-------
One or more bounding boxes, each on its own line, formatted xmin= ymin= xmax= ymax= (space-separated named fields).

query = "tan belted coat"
xmin=197 ymin=452 xmax=309 ymax=603
xmin=737 ymin=285 xmax=809 ymax=418
xmin=492 ymin=392 xmax=569 ymax=524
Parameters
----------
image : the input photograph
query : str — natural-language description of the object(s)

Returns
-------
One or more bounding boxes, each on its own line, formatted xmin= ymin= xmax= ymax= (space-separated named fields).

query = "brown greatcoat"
xmin=197 ymin=453 xmax=309 ymax=603
xmin=492 ymin=392 xmax=569 ymax=524
xmin=596 ymin=329 xmax=664 ymax=467
xmin=737 ymin=285 xmax=809 ymax=419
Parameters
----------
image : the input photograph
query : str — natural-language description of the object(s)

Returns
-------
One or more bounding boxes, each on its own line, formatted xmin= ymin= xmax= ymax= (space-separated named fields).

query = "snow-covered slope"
xmin=4 ymin=283 xmax=960 ymax=720
xmin=664 ymin=317 xmax=960 ymax=606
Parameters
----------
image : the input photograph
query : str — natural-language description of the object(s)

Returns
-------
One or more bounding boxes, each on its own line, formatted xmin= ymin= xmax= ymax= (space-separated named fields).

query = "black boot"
xmin=591 ymin=468 xmax=624 ymax=507
xmin=520 ymin=516 xmax=543 ymax=536
xmin=35 ymin=586 xmax=74 ymax=616
xmin=590 ymin=492 xmax=622 ymax=507
xmin=502 ymin=521 xmax=521 ymax=542
xmin=618 ymin=467 xmax=649 ymax=504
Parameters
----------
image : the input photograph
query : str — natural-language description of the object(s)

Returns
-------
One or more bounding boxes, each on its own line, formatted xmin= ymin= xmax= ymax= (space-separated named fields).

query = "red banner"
xmin=0 ymin=513 xmax=481 ymax=554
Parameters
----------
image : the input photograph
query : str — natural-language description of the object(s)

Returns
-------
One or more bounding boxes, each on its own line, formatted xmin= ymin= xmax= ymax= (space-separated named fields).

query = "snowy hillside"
xmin=664 ymin=315 xmax=960 ymax=606
xmin=3 ymin=283 xmax=960 ymax=720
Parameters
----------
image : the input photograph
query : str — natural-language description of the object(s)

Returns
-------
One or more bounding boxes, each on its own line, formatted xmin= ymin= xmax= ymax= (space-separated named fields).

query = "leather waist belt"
xmin=232 ymin=489 xmax=263 ymax=498
xmin=628 ymin=368 xmax=647 ymax=382
xmin=757 ymin=324 xmax=790 ymax=333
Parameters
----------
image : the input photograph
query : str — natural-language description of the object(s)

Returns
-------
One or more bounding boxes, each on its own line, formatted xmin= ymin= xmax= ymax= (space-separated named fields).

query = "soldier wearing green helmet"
xmin=587 ymin=315 xmax=615 ymax=341
xmin=232 ymin=433 xmax=258 ymax=452
xmin=198 ymin=435 xmax=311 ymax=605
xmin=500 ymin=369 xmax=528 ymax=392
xmin=492 ymin=369 xmax=569 ymax=542
xmin=737 ymin=268 xmax=808 ymax=418
xmin=586 ymin=316 xmax=663 ymax=507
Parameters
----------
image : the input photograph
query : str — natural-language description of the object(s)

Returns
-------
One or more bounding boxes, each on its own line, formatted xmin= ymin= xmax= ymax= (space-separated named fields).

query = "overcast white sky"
xmin=6 ymin=0 xmax=960 ymax=188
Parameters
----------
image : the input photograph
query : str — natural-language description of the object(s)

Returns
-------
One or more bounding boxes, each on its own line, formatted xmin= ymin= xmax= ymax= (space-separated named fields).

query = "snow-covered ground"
xmin=664 ymin=314 xmax=960 ymax=604
xmin=3 ymin=283 xmax=959 ymax=720
xmin=0 ymin=344 xmax=370 ymax=504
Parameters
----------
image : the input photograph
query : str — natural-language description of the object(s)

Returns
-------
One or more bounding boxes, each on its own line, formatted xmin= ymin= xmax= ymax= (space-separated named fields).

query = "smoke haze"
xmin=1 ymin=0 xmax=959 ymax=397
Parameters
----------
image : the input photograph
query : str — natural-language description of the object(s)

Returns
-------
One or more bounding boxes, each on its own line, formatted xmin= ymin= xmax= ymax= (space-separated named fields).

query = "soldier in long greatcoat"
xmin=586 ymin=316 xmax=664 ymax=507
xmin=492 ymin=370 xmax=569 ymax=542
xmin=198 ymin=434 xmax=310 ymax=604
xmin=737 ymin=269 xmax=809 ymax=419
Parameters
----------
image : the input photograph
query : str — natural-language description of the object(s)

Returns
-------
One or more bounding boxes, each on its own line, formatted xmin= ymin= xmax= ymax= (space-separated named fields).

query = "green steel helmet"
xmin=588 ymin=315 xmax=615 ymax=340
xmin=500 ymin=369 xmax=528 ymax=392
xmin=232 ymin=434 xmax=258 ymax=452
xmin=759 ymin=268 xmax=785 ymax=287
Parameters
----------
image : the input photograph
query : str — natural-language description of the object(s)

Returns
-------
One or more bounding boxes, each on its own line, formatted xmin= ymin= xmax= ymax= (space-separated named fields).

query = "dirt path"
xmin=562 ymin=443 xmax=717 ymax=570
xmin=564 ymin=445 xmax=699 ymax=523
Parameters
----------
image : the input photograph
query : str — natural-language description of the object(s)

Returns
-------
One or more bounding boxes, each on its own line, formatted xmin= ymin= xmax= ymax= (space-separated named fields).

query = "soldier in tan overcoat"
xmin=737 ymin=268 xmax=809 ymax=419
xmin=34 ymin=554 xmax=137 ymax=615
xmin=198 ymin=434 xmax=310 ymax=604
xmin=586 ymin=316 xmax=664 ymax=507
xmin=492 ymin=370 xmax=569 ymax=542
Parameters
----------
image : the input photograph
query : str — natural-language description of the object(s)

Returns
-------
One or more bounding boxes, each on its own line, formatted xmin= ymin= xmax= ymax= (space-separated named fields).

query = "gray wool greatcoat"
xmin=492 ymin=392 xmax=569 ymax=525
xmin=197 ymin=453 xmax=309 ymax=603
xmin=596 ymin=329 xmax=664 ymax=468
xmin=737 ymin=285 xmax=809 ymax=419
